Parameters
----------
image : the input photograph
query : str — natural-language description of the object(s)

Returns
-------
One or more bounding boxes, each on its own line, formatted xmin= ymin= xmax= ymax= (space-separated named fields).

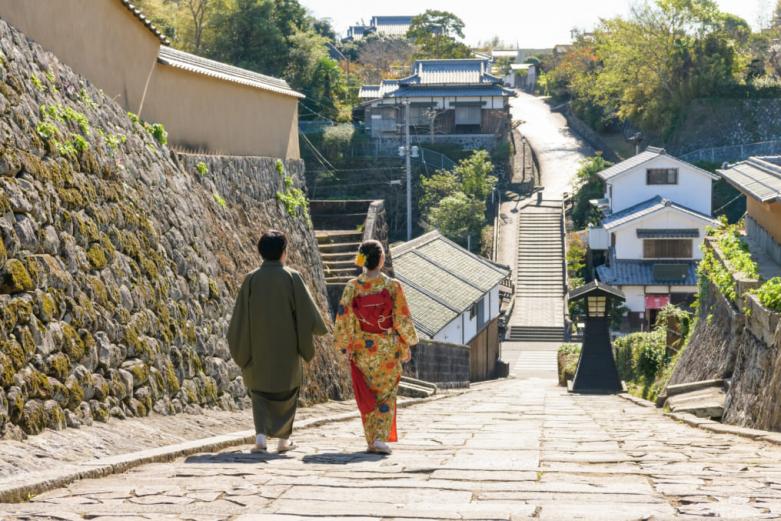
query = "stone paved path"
xmin=510 ymin=92 xmax=592 ymax=200
xmin=4 ymin=356 xmax=781 ymax=520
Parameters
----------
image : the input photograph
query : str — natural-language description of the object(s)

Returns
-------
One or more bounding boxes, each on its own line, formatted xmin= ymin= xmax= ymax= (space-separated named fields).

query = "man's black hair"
xmin=258 ymin=230 xmax=287 ymax=261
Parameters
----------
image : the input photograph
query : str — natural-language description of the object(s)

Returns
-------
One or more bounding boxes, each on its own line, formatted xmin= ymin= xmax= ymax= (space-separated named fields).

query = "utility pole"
xmin=404 ymin=100 xmax=412 ymax=241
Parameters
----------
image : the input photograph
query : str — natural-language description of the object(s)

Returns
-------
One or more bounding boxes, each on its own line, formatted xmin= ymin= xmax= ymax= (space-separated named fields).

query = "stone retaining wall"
xmin=669 ymin=279 xmax=781 ymax=432
xmin=404 ymin=340 xmax=470 ymax=388
xmin=0 ymin=19 xmax=349 ymax=438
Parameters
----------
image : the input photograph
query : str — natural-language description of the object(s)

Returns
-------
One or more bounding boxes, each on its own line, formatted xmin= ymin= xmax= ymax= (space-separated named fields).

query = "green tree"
xmin=428 ymin=193 xmax=486 ymax=247
xmin=420 ymin=170 xmax=460 ymax=214
xmin=453 ymin=150 xmax=497 ymax=201
xmin=407 ymin=10 xmax=471 ymax=59
xmin=571 ymin=155 xmax=612 ymax=229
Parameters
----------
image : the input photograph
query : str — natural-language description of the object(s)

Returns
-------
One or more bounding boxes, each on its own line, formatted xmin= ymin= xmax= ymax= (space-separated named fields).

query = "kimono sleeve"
xmin=291 ymin=271 xmax=327 ymax=363
xmin=227 ymin=273 xmax=253 ymax=369
xmin=334 ymin=282 xmax=359 ymax=356
xmin=392 ymin=280 xmax=419 ymax=348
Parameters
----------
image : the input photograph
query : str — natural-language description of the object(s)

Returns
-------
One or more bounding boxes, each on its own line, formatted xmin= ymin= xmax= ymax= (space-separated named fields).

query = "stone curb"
xmin=0 ymin=392 xmax=462 ymax=503
xmin=617 ymin=393 xmax=781 ymax=446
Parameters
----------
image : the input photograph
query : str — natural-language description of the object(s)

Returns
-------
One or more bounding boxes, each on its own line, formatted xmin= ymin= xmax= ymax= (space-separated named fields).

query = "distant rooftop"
xmin=597 ymin=146 xmax=717 ymax=182
xmin=601 ymin=196 xmax=717 ymax=230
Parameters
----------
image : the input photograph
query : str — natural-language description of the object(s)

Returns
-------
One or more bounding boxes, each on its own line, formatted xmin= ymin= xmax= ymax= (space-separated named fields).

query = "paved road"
xmin=4 ymin=345 xmax=781 ymax=520
xmin=510 ymin=91 xmax=593 ymax=199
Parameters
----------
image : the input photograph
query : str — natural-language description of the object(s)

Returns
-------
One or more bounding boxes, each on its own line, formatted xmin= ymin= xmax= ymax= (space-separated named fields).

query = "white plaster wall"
xmin=622 ymin=286 xmax=647 ymax=312
xmin=434 ymin=315 xmax=464 ymax=344
xmin=607 ymin=156 xmax=713 ymax=215
xmin=489 ymin=286 xmax=500 ymax=322
xmin=611 ymin=208 xmax=712 ymax=260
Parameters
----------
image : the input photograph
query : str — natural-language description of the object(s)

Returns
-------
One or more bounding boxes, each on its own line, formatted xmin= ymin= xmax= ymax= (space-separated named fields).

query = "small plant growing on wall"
xmin=196 ymin=162 xmax=209 ymax=176
xmin=213 ymin=192 xmax=226 ymax=208
xmin=144 ymin=122 xmax=168 ymax=145
xmin=274 ymin=160 xmax=311 ymax=225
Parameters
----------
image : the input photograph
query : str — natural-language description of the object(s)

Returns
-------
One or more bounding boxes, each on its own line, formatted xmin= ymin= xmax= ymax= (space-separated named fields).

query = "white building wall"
xmin=611 ymin=209 xmax=711 ymax=260
xmin=622 ymin=286 xmax=647 ymax=313
xmin=434 ymin=315 xmax=465 ymax=344
xmin=608 ymin=157 xmax=713 ymax=215
xmin=488 ymin=286 xmax=500 ymax=322
xmin=371 ymin=96 xmax=507 ymax=111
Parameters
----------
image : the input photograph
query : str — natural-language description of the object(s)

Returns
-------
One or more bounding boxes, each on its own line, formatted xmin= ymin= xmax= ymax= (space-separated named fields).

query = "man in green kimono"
xmin=228 ymin=230 xmax=328 ymax=453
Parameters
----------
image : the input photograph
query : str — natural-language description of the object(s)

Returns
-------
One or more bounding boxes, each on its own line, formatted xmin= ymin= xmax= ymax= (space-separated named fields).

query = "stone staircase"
xmin=507 ymin=202 xmax=566 ymax=343
xmin=316 ymin=230 xmax=362 ymax=284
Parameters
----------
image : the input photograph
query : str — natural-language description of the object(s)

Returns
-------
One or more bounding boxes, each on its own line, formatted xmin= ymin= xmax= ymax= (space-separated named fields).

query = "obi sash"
xmin=351 ymin=289 xmax=393 ymax=334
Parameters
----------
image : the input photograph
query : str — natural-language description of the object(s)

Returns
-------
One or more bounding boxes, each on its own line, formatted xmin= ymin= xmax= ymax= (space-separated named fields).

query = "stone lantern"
xmin=568 ymin=281 xmax=624 ymax=394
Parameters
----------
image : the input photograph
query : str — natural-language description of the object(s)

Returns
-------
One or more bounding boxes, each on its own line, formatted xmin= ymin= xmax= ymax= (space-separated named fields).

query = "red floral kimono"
xmin=334 ymin=274 xmax=419 ymax=444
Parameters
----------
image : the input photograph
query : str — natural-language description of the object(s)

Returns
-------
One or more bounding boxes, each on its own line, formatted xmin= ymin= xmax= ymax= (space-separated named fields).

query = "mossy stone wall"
xmin=0 ymin=19 xmax=349 ymax=438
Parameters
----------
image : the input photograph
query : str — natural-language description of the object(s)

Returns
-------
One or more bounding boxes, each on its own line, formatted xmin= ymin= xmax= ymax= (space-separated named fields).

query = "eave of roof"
xmin=717 ymin=157 xmax=781 ymax=203
xmin=157 ymin=47 xmax=304 ymax=99
xmin=597 ymin=147 xmax=719 ymax=182
xmin=602 ymin=196 xmax=718 ymax=231
xmin=120 ymin=0 xmax=170 ymax=45
xmin=596 ymin=259 xmax=699 ymax=286
xmin=387 ymin=86 xmax=515 ymax=98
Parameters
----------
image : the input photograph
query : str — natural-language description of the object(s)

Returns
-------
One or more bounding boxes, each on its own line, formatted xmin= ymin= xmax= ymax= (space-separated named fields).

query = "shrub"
xmin=196 ymin=161 xmax=208 ymax=176
xmin=557 ymin=344 xmax=581 ymax=386
xmin=754 ymin=277 xmax=781 ymax=312
xmin=144 ymin=122 xmax=168 ymax=145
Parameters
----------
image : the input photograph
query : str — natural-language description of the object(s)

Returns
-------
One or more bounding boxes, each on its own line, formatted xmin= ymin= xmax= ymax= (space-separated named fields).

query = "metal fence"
xmin=678 ymin=140 xmax=781 ymax=164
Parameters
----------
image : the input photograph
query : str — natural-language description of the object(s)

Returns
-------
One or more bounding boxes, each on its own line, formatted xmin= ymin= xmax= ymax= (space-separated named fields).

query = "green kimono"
xmin=227 ymin=261 xmax=328 ymax=393
xmin=228 ymin=261 xmax=328 ymax=438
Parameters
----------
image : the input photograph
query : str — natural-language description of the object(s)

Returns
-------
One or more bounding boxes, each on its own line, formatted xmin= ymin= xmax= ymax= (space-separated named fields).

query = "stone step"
xmin=318 ymin=241 xmax=362 ymax=254
xmin=316 ymin=230 xmax=363 ymax=244
xmin=398 ymin=381 xmax=436 ymax=398
xmin=665 ymin=387 xmax=726 ymax=419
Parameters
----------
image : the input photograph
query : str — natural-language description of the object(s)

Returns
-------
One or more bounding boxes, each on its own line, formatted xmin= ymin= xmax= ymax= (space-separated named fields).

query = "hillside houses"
xmin=588 ymin=147 xmax=719 ymax=328
xmin=358 ymin=59 xmax=515 ymax=150
xmin=346 ymin=16 xmax=415 ymax=41
xmin=0 ymin=0 xmax=302 ymax=159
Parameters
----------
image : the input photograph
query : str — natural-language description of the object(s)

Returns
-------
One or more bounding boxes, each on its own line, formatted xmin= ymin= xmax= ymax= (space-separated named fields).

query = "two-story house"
xmin=588 ymin=147 xmax=719 ymax=328
xmin=391 ymin=231 xmax=511 ymax=381
xmin=358 ymin=59 xmax=515 ymax=151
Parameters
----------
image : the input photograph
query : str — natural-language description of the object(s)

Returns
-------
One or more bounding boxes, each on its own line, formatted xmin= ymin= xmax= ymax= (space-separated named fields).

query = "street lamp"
xmin=568 ymin=281 xmax=624 ymax=394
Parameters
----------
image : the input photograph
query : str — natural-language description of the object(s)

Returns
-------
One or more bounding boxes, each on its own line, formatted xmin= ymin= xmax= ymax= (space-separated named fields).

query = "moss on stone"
xmin=1 ymin=259 xmax=34 ymax=294
xmin=92 ymin=403 xmax=109 ymax=423
xmin=65 ymin=376 xmax=84 ymax=410
xmin=3 ymin=337 xmax=27 ymax=371
xmin=36 ymin=292 xmax=58 ymax=323
xmin=5 ymin=298 xmax=33 ymax=328
xmin=163 ymin=359 xmax=180 ymax=394
xmin=19 ymin=400 xmax=46 ymax=435
xmin=86 ymin=243 xmax=108 ymax=270
xmin=202 ymin=377 xmax=218 ymax=403
xmin=46 ymin=402 xmax=66 ymax=430
xmin=56 ymin=187 xmax=84 ymax=209
xmin=0 ymin=352 xmax=15 ymax=387
xmin=87 ymin=276 xmax=109 ymax=307
xmin=128 ymin=362 xmax=149 ymax=386
xmin=208 ymin=278 xmax=219 ymax=300
xmin=27 ymin=368 xmax=52 ymax=399
xmin=61 ymin=323 xmax=86 ymax=361
xmin=47 ymin=352 xmax=70 ymax=380
xmin=18 ymin=327 xmax=35 ymax=357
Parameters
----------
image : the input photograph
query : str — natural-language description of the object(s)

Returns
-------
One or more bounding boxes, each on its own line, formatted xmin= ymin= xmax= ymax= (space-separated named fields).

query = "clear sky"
xmin=300 ymin=0 xmax=774 ymax=48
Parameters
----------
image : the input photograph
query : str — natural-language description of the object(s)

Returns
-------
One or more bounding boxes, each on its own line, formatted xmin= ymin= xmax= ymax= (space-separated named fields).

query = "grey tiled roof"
xmin=718 ymin=157 xmax=781 ymax=203
xmin=358 ymin=80 xmax=400 ymax=99
xmin=597 ymin=146 xmax=717 ymax=181
xmin=597 ymin=259 xmax=698 ymax=286
xmin=157 ymin=47 xmax=304 ymax=98
xmin=602 ymin=196 xmax=717 ymax=230
xmin=388 ymin=86 xmax=514 ymax=98
xmin=636 ymin=228 xmax=700 ymax=238
xmin=402 ymin=59 xmax=501 ymax=86
xmin=399 ymin=283 xmax=456 ymax=339
xmin=391 ymin=231 xmax=510 ymax=338
xmin=120 ymin=0 xmax=170 ymax=44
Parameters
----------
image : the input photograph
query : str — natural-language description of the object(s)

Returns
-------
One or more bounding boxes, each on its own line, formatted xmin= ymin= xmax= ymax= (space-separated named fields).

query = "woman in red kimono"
xmin=334 ymin=240 xmax=419 ymax=455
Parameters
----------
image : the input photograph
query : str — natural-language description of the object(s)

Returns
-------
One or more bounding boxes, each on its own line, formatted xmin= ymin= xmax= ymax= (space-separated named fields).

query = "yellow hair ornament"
xmin=355 ymin=252 xmax=367 ymax=267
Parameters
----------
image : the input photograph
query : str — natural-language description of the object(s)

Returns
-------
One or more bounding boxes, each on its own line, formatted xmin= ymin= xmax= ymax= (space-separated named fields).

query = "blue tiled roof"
xmin=597 ymin=259 xmax=698 ymax=286
xmin=602 ymin=196 xmax=717 ymax=230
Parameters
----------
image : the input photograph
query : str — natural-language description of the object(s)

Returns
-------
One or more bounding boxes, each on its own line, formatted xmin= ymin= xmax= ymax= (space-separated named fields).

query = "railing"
xmin=678 ymin=140 xmax=781 ymax=164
